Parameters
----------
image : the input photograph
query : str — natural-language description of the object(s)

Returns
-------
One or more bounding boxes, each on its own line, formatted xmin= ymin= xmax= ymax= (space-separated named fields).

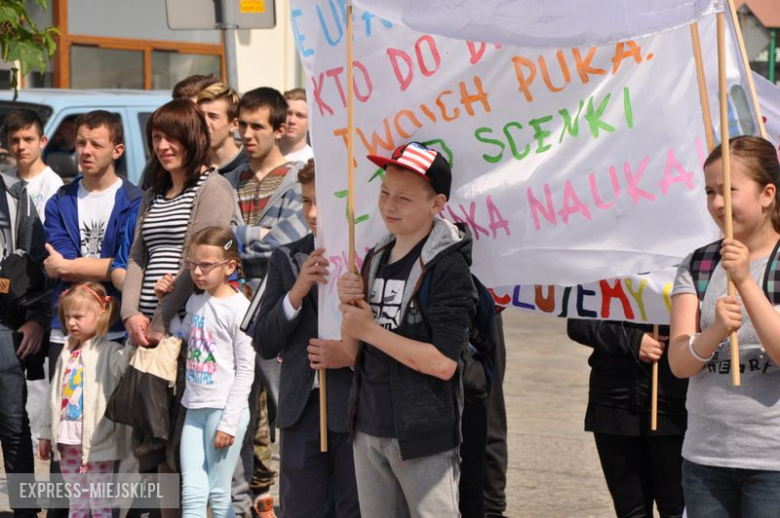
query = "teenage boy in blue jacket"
xmin=43 ymin=111 xmax=142 ymax=367
xmin=338 ymin=142 xmax=477 ymax=517
xmin=256 ymin=159 xmax=360 ymax=517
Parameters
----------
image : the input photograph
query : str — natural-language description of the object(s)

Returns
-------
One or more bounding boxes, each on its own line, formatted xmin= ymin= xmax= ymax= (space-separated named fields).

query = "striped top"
xmin=235 ymin=163 xmax=291 ymax=226
xmin=138 ymin=173 xmax=208 ymax=318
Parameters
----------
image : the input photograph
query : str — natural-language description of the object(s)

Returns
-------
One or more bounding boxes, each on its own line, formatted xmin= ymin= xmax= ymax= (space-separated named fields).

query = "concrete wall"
xmin=234 ymin=0 xmax=304 ymax=94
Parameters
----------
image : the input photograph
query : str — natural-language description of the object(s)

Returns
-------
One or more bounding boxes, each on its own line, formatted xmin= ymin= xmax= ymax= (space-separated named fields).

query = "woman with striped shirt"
xmin=120 ymin=99 xmax=236 ymax=476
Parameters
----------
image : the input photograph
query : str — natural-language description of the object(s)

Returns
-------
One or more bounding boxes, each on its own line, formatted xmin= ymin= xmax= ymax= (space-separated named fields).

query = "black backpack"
xmin=417 ymin=269 xmax=497 ymax=402
xmin=0 ymin=250 xmax=49 ymax=328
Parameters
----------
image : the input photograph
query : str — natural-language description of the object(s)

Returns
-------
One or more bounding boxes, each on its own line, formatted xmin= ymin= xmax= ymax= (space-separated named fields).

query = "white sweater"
xmin=41 ymin=336 xmax=135 ymax=463
xmin=180 ymin=291 xmax=255 ymax=436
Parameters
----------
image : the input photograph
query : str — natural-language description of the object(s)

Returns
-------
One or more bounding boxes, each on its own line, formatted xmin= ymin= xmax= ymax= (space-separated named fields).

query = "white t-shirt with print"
xmin=52 ymin=178 xmax=124 ymax=345
xmin=77 ymin=178 xmax=122 ymax=258
xmin=20 ymin=166 xmax=63 ymax=222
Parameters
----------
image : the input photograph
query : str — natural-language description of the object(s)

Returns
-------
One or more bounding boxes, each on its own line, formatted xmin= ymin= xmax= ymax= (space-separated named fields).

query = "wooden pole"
xmin=346 ymin=2 xmax=356 ymax=274
xmin=690 ymin=23 xmax=716 ymax=152
xmin=651 ymin=325 xmax=659 ymax=432
xmin=718 ymin=12 xmax=741 ymax=387
xmin=726 ymin=0 xmax=768 ymax=139
xmin=321 ymin=0 xmax=356 ymax=453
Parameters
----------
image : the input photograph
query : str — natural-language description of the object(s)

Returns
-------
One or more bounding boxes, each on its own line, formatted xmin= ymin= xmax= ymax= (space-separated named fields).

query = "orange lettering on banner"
xmin=539 ymin=50 xmax=571 ymax=93
xmin=572 ymin=47 xmax=607 ymax=83
xmin=512 ymin=56 xmax=537 ymax=102
xmin=394 ymin=109 xmax=422 ymax=139
xmin=436 ymin=90 xmax=460 ymax=121
xmin=611 ymin=41 xmax=643 ymax=74
xmin=460 ymin=76 xmax=491 ymax=115
xmin=535 ymin=286 xmax=556 ymax=313
xmin=356 ymin=119 xmax=396 ymax=155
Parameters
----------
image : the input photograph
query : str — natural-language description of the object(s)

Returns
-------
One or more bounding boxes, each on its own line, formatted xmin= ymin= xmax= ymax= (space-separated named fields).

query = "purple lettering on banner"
xmin=512 ymin=286 xmax=535 ymax=310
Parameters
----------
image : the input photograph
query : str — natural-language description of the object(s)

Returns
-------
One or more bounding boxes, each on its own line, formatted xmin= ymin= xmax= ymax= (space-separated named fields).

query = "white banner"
xmin=352 ymin=0 xmax=723 ymax=49
xmin=493 ymin=268 xmax=677 ymax=324
xmin=288 ymin=2 xmax=758 ymax=337
xmin=755 ymin=72 xmax=780 ymax=148
xmin=506 ymin=74 xmax=780 ymax=325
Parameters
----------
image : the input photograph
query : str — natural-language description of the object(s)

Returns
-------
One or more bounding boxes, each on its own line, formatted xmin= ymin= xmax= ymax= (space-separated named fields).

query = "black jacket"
xmin=0 ymin=173 xmax=50 ymax=380
xmin=350 ymin=220 xmax=477 ymax=460
xmin=256 ymin=233 xmax=353 ymax=432
xmin=567 ymin=319 xmax=687 ymax=435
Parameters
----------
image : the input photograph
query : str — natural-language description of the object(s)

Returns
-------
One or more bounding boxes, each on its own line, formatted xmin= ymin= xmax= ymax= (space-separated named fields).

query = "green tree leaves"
xmin=1 ymin=0 xmax=58 ymax=99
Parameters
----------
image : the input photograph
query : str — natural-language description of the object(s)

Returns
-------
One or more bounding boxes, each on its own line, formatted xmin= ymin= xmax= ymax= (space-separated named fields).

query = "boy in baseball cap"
xmin=337 ymin=141 xmax=476 ymax=516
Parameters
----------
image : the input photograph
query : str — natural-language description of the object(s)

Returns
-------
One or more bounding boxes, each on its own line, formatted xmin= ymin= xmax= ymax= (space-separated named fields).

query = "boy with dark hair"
xmin=43 ymin=109 xmax=142 ymax=371
xmin=172 ymin=74 xmax=219 ymax=101
xmin=337 ymin=142 xmax=477 ymax=516
xmin=2 ymin=109 xmax=63 ymax=220
xmin=228 ymin=87 xmax=306 ymax=263
xmin=256 ymin=158 xmax=360 ymax=517
xmin=228 ymin=86 xmax=308 ymax=516
xmin=280 ymin=88 xmax=312 ymax=163
xmin=0 ymin=169 xmax=50 ymax=518
xmin=197 ymin=82 xmax=248 ymax=176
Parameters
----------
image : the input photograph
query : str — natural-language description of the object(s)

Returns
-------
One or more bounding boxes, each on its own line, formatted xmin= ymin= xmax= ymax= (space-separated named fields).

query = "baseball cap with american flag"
xmin=367 ymin=141 xmax=452 ymax=199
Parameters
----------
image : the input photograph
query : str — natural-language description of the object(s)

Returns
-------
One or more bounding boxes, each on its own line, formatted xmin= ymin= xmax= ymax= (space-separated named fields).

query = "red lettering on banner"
xmin=415 ymin=35 xmax=441 ymax=76
xmin=599 ymin=279 xmax=635 ymax=319
xmin=388 ymin=48 xmax=414 ymax=91
xmin=311 ymin=73 xmax=333 ymax=116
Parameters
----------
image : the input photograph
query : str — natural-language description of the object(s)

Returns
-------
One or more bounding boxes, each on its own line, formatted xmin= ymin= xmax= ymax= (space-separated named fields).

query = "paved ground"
xmin=0 ymin=310 xmax=616 ymax=517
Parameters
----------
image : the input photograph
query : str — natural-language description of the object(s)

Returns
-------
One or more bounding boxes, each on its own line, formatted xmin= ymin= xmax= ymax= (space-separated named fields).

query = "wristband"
xmin=688 ymin=333 xmax=714 ymax=362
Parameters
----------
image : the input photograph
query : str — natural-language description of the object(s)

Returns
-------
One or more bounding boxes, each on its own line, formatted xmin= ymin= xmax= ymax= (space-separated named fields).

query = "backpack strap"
xmin=689 ymin=239 xmax=723 ymax=302
xmin=762 ymin=238 xmax=780 ymax=306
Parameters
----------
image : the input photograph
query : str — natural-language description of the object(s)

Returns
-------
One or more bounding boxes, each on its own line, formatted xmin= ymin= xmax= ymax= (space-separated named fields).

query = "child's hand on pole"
xmin=289 ymin=249 xmax=329 ymax=309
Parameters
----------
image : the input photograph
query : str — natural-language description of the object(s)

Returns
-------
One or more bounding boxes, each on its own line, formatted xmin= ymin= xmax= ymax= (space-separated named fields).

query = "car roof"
xmin=0 ymin=89 xmax=171 ymax=108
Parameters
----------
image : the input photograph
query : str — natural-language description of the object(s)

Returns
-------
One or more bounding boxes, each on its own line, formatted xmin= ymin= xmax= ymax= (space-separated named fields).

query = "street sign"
xmin=166 ymin=0 xmax=275 ymax=30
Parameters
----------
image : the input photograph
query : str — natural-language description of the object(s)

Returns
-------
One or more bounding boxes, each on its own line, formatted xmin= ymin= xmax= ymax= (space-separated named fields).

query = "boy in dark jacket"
xmin=338 ymin=142 xmax=476 ymax=517
xmin=256 ymin=159 xmax=360 ymax=517
xmin=0 ymin=171 xmax=50 ymax=518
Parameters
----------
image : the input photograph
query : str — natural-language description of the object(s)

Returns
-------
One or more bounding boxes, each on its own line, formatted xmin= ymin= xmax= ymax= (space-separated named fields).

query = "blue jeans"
xmin=0 ymin=324 xmax=38 ymax=517
xmin=682 ymin=459 xmax=780 ymax=518
xmin=181 ymin=407 xmax=250 ymax=518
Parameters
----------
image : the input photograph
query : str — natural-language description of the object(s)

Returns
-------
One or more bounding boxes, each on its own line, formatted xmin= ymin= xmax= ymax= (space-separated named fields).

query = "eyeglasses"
xmin=185 ymin=259 xmax=230 ymax=273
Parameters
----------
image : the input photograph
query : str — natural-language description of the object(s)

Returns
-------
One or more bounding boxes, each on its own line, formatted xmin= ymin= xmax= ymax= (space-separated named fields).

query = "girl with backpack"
xmin=670 ymin=135 xmax=780 ymax=517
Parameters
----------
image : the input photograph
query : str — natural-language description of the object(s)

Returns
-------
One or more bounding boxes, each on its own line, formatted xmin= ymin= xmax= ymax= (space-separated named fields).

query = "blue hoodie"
xmin=44 ymin=176 xmax=143 ymax=333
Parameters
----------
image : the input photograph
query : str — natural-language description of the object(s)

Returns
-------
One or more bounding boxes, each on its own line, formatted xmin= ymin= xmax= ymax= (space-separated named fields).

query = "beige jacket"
xmin=41 ymin=336 xmax=135 ymax=463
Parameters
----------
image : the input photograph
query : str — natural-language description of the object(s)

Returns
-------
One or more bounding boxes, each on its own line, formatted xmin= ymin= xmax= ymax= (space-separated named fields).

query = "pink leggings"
xmin=58 ymin=444 xmax=115 ymax=518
